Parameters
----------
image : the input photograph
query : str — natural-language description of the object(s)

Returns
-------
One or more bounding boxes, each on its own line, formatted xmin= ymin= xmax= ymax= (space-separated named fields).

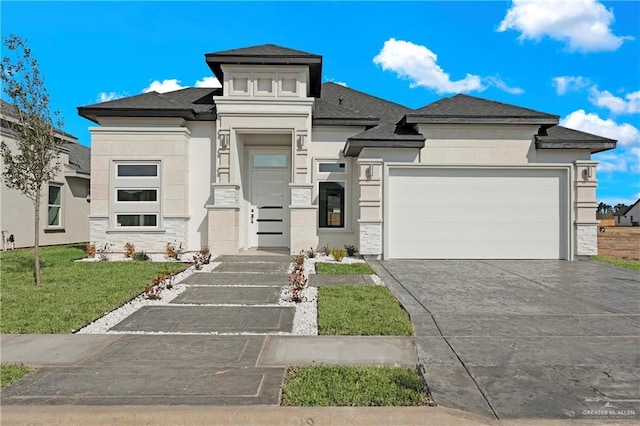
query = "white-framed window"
xmin=112 ymin=161 xmax=161 ymax=228
xmin=47 ymin=183 xmax=63 ymax=227
xmin=316 ymin=160 xmax=348 ymax=229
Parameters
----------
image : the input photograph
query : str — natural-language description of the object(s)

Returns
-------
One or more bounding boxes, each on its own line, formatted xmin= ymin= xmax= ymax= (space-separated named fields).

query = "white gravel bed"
xmin=279 ymin=285 xmax=318 ymax=335
xmin=300 ymin=254 xmax=365 ymax=275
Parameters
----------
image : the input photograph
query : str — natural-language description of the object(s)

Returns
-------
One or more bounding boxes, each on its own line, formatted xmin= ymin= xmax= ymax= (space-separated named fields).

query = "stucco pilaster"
xmin=294 ymin=130 xmax=309 ymax=183
xmin=574 ymin=160 xmax=598 ymax=256
xmin=289 ymin=183 xmax=317 ymax=254
xmin=357 ymin=158 xmax=383 ymax=255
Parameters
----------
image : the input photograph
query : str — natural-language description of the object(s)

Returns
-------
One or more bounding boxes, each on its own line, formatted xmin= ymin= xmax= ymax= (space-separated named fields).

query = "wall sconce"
xmin=582 ymin=166 xmax=593 ymax=179
xmin=297 ymin=134 xmax=306 ymax=149
xmin=365 ymin=164 xmax=374 ymax=179
xmin=219 ymin=133 xmax=229 ymax=149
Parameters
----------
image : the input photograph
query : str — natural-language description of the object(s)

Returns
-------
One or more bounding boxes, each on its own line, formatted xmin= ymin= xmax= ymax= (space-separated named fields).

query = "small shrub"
xmin=143 ymin=270 xmax=175 ymax=300
xmin=289 ymin=251 xmax=308 ymax=302
xmin=306 ymin=247 xmax=316 ymax=258
xmin=96 ymin=243 xmax=113 ymax=261
xmin=124 ymin=242 xmax=135 ymax=258
xmin=132 ymin=251 xmax=150 ymax=262
xmin=192 ymin=247 xmax=212 ymax=270
xmin=320 ymin=244 xmax=331 ymax=256
xmin=344 ymin=245 xmax=358 ymax=257
xmin=331 ymin=247 xmax=346 ymax=262
xmin=165 ymin=242 xmax=184 ymax=260
xmin=85 ymin=242 xmax=96 ymax=257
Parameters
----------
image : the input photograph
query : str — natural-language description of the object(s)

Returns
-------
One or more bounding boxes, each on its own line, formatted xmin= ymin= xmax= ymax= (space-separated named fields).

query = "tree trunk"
xmin=34 ymin=190 xmax=41 ymax=286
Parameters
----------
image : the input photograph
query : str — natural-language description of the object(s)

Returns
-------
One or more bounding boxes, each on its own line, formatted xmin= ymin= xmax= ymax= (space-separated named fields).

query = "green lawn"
xmin=591 ymin=256 xmax=640 ymax=272
xmin=0 ymin=246 xmax=186 ymax=333
xmin=282 ymin=366 xmax=429 ymax=406
xmin=1 ymin=363 xmax=30 ymax=388
xmin=318 ymin=285 xmax=413 ymax=335
xmin=315 ymin=262 xmax=375 ymax=275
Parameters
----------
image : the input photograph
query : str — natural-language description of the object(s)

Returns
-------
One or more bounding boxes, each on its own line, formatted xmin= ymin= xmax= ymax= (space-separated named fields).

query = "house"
xmin=77 ymin=44 xmax=616 ymax=260
xmin=1 ymin=100 xmax=91 ymax=249
xmin=616 ymin=199 xmax=640 ymax=226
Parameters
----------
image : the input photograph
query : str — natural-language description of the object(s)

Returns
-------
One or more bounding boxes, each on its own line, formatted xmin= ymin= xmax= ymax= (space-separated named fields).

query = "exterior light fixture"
xmin=582 ymin=167 xmax=593 ymax=179
xmin=366 ymin=164 xmax=374 ymax=179
xmin=297 ymin=134 xmax=306 ymax=149
xmin=219 ymin=133 xmax=229 ymax=149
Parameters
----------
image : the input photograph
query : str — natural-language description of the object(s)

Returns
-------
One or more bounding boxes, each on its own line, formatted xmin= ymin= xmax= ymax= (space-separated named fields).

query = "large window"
xmin=319 ymin=182 xmax=345 ymax=228
xmin=47 ymin=184 xmax=62 ymax=227
xmin=113 ymin=162 xmax=160 ymax=228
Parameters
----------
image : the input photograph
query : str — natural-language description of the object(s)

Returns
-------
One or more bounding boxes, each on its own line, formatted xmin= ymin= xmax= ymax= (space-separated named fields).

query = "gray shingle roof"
xmin=64 ymin=142 xmax=91 ymax=175
xmin=405 ymin=94 xmax=559 ymax=125
xmin=1 ymin=99 xmax=77 ymax=140
xmin=313 ymin=98 xmax=378 ymax=127
xmin=321 ymin=82 xmax=410 ymax=123
xmin=535 ymin=125 xmax=617 ymax=153
xmin=206 ymin=44 xmax=319 ymax=57
xmin=78 ymin=88 xmax=218 ymax=123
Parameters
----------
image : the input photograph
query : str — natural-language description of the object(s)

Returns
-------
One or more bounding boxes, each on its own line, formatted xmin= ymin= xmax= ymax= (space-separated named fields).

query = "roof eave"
xmin=312 ymin=118 xmax=379 ymax=127
xmin=78 ymin=108 xmax=197 ymax=123
xmin=404 ymin=115 xmax=559 ymax=125
xmin=343 ymin=139 xmax=426 ymax=157
xmin=535 ymin=140 xmax=617 ymax=153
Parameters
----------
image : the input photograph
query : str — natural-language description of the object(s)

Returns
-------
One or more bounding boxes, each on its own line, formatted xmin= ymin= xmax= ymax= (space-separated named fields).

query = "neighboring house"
xmin=77 ymin=44 xmax=616 ymax=260
xmin=1 ymin=100 xmax=91 ymax=249
xmin=616 ymin=199 xmax=640 ymax=226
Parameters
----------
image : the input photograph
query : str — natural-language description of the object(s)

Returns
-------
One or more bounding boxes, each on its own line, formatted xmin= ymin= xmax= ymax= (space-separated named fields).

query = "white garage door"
xmin=385 ymin=166 xmax=569 ymax=259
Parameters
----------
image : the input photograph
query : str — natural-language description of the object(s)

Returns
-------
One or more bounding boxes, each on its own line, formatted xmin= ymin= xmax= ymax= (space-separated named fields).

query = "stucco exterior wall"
xmin=187 ymin=121 xmax=215 ymax=251
xmin=0 ymin=133 xmax=90 ymax=249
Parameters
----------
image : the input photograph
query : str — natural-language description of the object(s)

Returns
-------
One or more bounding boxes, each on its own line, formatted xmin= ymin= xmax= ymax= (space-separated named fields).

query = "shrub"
xmin=165 ymin=242 xmax=184 ymax=260
xmin=331 ymin=247 xmax=345 ymax=262
xmin=143 ymin=270 xmax=175 ymax=300
xmin=85 ymin=242 xmax=96 ymax=257
xmin=289 ymin=251 xmax=308 ymax=302
xmin=192 ymin=247 xmax=212 ymax=270
xmin=96 ymin=243 xmax=113 ymax=261
xmin=124 ymin=242 xmax=135 ymax=258
xmin=344 ymin=245 xmax=358 ymax=257
xmin=132 ymin=251 xmax=150 ymax=262
xmin=320 ymin=244 xmax=331 ymax=256
xmin=306 ymin=247 xmax=316 ymax=258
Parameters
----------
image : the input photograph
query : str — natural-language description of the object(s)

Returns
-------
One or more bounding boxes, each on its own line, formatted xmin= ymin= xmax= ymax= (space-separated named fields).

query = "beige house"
xmin=78 ymin=44 xmax=616 ymax=260
xmin=1 ymin=100 xmax=91 ymax=249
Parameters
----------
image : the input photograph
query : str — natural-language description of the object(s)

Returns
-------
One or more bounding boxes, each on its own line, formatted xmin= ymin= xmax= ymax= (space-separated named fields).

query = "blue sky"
xmin=2 ymin=1 xmax=638 ymax=206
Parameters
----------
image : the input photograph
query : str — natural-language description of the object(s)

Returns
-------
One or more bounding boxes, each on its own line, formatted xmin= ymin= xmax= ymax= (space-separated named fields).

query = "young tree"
xmin=1 ymin=34 xmax=64 ymax=285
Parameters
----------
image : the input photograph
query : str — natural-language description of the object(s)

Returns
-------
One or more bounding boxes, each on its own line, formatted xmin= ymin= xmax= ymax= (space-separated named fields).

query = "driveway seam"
xmin=370 ymin=259 xmax=500 ymax=420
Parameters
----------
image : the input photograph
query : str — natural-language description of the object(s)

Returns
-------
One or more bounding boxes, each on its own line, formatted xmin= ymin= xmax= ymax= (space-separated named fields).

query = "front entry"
xmin=248 ymin=151 xmax=290 ymax=248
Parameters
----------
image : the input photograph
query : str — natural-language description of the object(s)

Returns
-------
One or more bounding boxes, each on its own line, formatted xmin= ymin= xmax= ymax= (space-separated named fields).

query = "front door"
xmin=249 ymin=152 xmax=289 ymax=248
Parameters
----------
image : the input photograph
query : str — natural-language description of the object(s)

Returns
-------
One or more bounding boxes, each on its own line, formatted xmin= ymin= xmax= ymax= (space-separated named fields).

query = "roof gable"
xmin=206 ymin=44 xmax=319 ymax=58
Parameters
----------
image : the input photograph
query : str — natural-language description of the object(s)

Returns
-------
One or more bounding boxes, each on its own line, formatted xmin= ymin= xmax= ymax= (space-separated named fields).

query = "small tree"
xmin=1 ymin=34 xmax=65 ymax=285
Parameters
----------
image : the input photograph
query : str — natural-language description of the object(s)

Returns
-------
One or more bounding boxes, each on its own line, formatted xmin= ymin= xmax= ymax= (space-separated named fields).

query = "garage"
xmin=384 ymin=165 xmax=571 ymax=260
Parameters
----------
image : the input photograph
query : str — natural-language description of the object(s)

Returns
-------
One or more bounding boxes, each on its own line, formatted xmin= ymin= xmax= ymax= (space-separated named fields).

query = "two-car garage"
xmin=384 ymin=165 xmax=571 ymax=260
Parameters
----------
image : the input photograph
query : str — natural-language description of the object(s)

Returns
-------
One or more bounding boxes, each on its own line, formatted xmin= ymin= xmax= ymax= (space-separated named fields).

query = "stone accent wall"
xmin=89 ymin=216 xmax=188 ymax=254
xmin=359 ymin=221 xmax=382 ymax=255
xmin=212 ymin=184 xmax=239 ymax=207
xmin=576 ymin=224 xmax=597 ymax=256
xmin=290 ymin=184 xmax=312 ymax=206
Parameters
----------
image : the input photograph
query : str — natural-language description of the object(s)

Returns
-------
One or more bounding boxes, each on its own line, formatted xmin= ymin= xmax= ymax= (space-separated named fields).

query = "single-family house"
xmin=616 ymin=199 xmax=640 ymax=226
xmin=1 ymin=100 xmax=91 ymax=249
xmin=78 ymin=44 xmax=616 ymax=260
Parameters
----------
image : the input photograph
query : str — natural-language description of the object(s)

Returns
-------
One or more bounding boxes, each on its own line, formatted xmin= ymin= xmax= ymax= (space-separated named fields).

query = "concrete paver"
xmin=258 ymin=336 xmax=417 ymax=367
xmin=215 ymin=255 xmax=290 ymax=263
xmin=370 ymin=258 xmax=640 ymax=420
xmin=214 ymin=262 xmax=290 ymax=274
xmin=171 ymin=286 xmax=282 ymax=305
xmin=109 ymin=305 xmax=295 ymax=333
xmin=180 ymin=272 xmax=289 ymax=285
xmin=308 ymin=274 xmax=376 ymax=286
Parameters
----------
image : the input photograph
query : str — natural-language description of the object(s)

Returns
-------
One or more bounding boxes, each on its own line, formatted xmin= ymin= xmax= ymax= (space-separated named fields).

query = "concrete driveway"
xmin=369 ymin=259 xmax=640 ymax=421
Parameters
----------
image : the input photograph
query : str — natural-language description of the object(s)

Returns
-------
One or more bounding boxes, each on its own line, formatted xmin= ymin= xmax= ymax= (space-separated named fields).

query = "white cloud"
xmin=589 ymin=88 xmax=640 ymax=114
xmin=143 ymin=79 xmax=186 ymax=93
xmin=498 ymin=0 xmax=632 ymax=52
xmin=552 ymin=76 xmax=591 ymax=95
xmin=96 ymin=92 xmax=126 ymax=103
xmin=560 ymin=109 xmax=640 ymax=146
xmin=325 ymin=78 xmax=348 ymax=87
xmin=373 ymin=38 xmax=484 ymax=94
xmin=373 ymin=38 xmax=523 ymax=95
xmin=194 ymin=76 xmax=222 ymax=88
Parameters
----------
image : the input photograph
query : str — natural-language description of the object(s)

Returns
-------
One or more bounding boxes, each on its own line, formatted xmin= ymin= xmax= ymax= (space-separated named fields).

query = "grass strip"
xmin=591 ymin=256 xmax=640 ymax=271
xmin=315 ymin=262 xmax=375 ymax=275
xmin=318 ymin=285 xmax=412 ymax=335
xmin=1 ymin=246 xmax=185 ymax=333
xmin=1 ymin=364 xmax=30 ymax=388
xmin=282 ymin=366 xmax=429 ymax=406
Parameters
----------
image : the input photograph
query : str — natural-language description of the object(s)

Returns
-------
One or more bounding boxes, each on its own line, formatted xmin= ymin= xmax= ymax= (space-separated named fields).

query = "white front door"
xmin=249 ymin=152 xmax=289 ymax=248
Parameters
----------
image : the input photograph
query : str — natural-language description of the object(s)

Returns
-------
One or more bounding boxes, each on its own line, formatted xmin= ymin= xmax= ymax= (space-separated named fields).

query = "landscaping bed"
xmin=0 ymin=246 xmax=186 ymax=333
xmin=591 ymin=255 xmax=640 ymax=271
xmin=315 ymin=262 xmax=375 ymax=275
xmin=282 ymin=366 xmax=430 ymax=406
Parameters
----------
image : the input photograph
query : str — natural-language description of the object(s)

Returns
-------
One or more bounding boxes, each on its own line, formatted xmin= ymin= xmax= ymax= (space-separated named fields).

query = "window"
xmin=117 ymin=189 xmax=157 ymax=202
xmin=47 ymin=184 xmax=62 ymax=227
xmin=319 ymin=182 xmax=345 ymax=228
xmin=112 ymin=161 xmax=161 ymax=229
xmin=116 ymin=214 xmax=157 ymax=227
xmin=253 ymin=154 xmax=287 ymax=168
xmin=117 ymin=164 xmax=157 ymax=177
xmin=319 ymin=162 xmax=346 ymax=173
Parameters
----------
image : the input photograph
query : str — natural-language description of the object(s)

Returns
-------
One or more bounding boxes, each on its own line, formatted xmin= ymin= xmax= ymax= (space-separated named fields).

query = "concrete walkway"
xmin=1 ymin=255 xmax=418 ymax=407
